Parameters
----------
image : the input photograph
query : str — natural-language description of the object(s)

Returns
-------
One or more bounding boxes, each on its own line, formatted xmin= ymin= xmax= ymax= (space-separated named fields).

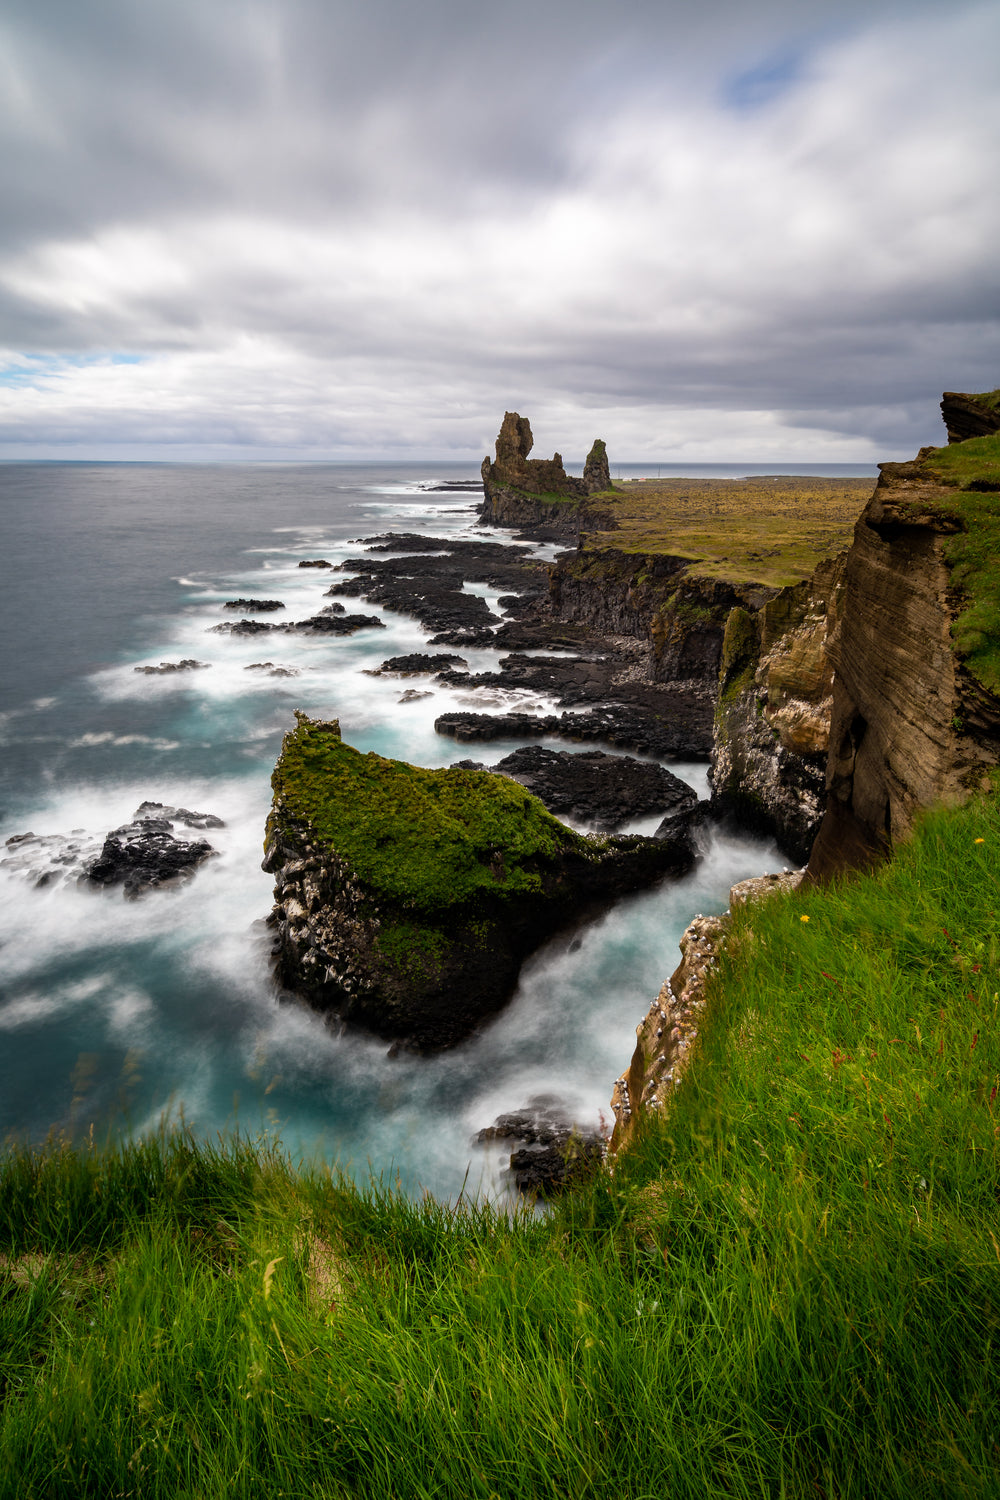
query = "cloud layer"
xmin=1 ymin=0 xmax=998 ymax=460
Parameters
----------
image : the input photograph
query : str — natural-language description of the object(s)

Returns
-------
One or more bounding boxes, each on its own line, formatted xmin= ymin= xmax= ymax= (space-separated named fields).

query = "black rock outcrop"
xmin=492 ymin=746 xmax=698 ymax=831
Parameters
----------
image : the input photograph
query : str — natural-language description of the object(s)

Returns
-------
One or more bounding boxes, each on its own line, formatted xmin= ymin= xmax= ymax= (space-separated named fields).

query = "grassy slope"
xmin=270 ymin=716 xmax=594 ymax=911
xmin=581 ymin=476 xmax=873 ymax=587
xmin=901 ymin=434 xmax=1000 ymax=694
xmin=4 ymin=791 xmax=999 ymax=1498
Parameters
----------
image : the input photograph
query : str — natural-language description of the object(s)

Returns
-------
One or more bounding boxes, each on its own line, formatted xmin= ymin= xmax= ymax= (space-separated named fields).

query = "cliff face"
xmin=941 ymin=390 xmax=1000 ymax=445
xmin=548 ymin=549 xmax=775 ymax=694
xmin=808 ymin=461 xmax=1000 ymax=879
xmin=547 ymin=546 xmax=839 ymax=854
xmin=710 ymin=554 xmax=844 ymax=863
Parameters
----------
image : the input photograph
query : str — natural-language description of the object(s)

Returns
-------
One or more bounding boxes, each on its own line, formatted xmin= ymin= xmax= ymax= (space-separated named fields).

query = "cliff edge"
xmin=808 ymin=427 xmax=1000 ymax=879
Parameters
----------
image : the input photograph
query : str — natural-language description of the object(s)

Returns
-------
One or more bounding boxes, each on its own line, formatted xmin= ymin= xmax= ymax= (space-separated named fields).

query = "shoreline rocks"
xmin=490 ymin=745 xmax=699 ymax=832
xmin=3 ymin=802 xmax=224 ymax=895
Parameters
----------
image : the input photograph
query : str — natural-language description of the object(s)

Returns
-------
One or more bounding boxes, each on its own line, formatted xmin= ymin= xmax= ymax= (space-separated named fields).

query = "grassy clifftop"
xmin=582 ymin=475 xmax=873 ymax=588
xmin=4 ymin=790 xmax=1000 ymax=1496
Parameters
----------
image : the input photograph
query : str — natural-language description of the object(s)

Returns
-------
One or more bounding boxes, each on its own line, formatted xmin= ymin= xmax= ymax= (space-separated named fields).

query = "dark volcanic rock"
xmin=332 ymin=574 xmax=498 ymax=634
xmin=941 ymin=391 xmax=1000 ymax=445
xmin=435 ymin=696 xmax=713 ymax=758
xmin=131 ymin=801 xmax=225 ymax=830
xmin=223 ymin=599 xmax=285 ymax=611
xmin=329 ymin=533 xmax=545 ymax=635
xmin=86 ymin=818 xmax=218 ymax=898
xmin=290 ymin=614 xmax=386 ymax=634
xmin=477 ymin=1096 xmax=605 ymax=1196
xmin=245 ymin=661 xmax=299 ymax=677
xmin=263 ymin=714 xmax=695 ymax=1051
xmin=211 ymin=619 xmax=276 ymax=636
xmin=298 ymin=559 xmax=332 ymax=568
xmin=493 ymin=746 xmax=698 ymax=830
xmin=134 ymin=659 xmax=211 ymax=673
xmin=374 ymin=653 xmax=469 ymax=675
xmin=3 ymin=802 xmax=225 ymax=891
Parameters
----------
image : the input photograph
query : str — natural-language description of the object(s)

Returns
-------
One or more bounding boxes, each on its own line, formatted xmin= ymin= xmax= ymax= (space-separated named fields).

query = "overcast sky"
xmin=1 ymin=0 xmax=998 ymax=462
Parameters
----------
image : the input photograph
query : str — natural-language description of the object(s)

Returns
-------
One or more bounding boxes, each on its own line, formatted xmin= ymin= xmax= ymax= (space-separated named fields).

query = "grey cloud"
xmin=0 ymin=0 xmax=997 ymax=458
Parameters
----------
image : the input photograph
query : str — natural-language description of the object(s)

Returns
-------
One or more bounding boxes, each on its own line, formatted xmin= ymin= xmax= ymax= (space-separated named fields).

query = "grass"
xmin=582 ymin=476 xmax=873 ymax=587
xmin=921 ymin=433 xmax=1000 ymax=491
xmin=269 ymin=715 xmax=594 ymax=912
xmin=883 ymin=436 xmax=1000 ymax=694
xmin=4 ymin=790 xmax=1000 ymax=1497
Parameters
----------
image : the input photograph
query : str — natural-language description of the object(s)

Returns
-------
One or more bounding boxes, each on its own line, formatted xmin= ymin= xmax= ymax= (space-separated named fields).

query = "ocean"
xmin=0 ymin=460 xmax=865 ymax=1199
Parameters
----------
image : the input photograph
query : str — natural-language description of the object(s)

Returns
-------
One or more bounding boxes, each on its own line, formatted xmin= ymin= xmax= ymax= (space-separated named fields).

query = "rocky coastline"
xmin=260 ymin=397 xmax=1000 ymax=1187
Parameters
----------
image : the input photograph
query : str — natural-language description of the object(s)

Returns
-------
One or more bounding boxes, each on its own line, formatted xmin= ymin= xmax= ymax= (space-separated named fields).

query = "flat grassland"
xmin=586 ymin=476 xmax=875 ymax=587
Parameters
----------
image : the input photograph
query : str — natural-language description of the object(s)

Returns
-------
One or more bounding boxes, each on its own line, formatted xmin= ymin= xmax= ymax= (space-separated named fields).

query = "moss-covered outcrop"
xmin=263 ymin=714 xmax=694 ymax=1050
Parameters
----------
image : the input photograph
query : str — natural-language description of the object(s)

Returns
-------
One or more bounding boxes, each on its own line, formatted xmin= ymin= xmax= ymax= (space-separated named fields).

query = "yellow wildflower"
xmin=800 ymin=914 xmax=810 ymax=923
xmin=975 ymin=837 xmax=985 ymax=844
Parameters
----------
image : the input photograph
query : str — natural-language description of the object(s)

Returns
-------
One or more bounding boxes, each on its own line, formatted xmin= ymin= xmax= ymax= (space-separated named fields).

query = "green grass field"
xmin=3 ymin=789 xmax=999 ymax=1498
xmin=583 ymin=475 xmax=874 ymax=587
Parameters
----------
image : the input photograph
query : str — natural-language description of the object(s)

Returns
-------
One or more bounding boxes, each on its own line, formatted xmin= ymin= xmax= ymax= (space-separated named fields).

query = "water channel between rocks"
xmin=0 ymin=463 xmax=783 ymax=1200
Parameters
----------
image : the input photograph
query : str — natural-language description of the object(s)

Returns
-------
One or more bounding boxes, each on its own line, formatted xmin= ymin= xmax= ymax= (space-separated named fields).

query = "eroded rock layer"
xmin=808 ymin=461 xmax=1000 ymax=880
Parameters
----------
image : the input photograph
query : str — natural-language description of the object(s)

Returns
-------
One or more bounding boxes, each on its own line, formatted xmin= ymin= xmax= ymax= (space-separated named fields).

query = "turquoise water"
xmin=0 ymin=462 xmax=788 ymax=1198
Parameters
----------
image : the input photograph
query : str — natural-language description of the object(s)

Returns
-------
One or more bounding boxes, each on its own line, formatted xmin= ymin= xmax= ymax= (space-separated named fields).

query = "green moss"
xmin=901 ymin=437 xmax=1000 ymax=693
xmin=375 ymin=921 xmax=450 ymax=984
xmin=718 ymin=606 xmax=760 ymax=702
xmin=920 ymin=432 xmax=1000 ymax=489
xmin=270 ymin=717 xmax=592 ymax=913
xmin=502 ymin=484 xmax=584 ymax=508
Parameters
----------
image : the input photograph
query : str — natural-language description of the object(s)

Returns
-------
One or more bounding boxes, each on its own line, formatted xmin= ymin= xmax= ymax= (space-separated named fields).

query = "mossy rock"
xmin=263 ymin=715 xmax=695 ymax=1049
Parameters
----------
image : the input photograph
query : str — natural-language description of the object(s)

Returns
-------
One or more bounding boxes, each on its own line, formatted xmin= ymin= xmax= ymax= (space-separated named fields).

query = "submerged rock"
xmin=244 ymin=661 xmax=300 ymax=677
xmin=223 ymin=599 xmax=285 ymax=611
xmin=263 ymin=714 xmax=694 ymax=1051
xmin=134 ymin=659 xmax=211 ymax=673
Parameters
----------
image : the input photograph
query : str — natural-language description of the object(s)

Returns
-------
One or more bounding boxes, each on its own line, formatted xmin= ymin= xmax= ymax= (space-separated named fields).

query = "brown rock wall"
xmin=808 ymin=476 xmax=1000 ymax=880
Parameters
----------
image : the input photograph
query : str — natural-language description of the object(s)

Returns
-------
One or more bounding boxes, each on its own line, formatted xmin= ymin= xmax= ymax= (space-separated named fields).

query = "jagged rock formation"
xmin=263 ymin=714 xmax=695 ymax=1051
xmin=710 ymin=554 xmax=844 ymax=863
xmin=479 ymin=412 xmax=617 ymax=534
xmin=582 ymin=438 xmax=611 ymax=494
xmin=941 ymin=390 xmax=1000 ymax=445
